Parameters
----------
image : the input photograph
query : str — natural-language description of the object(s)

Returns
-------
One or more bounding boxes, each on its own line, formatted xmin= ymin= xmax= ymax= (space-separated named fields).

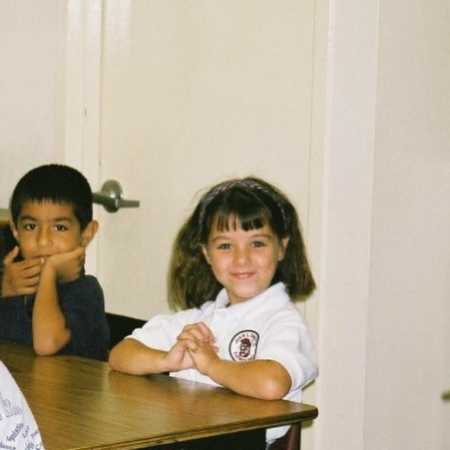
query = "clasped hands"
xmin=1 ymin=246 xmax=85 ymax=297
xmin=165 ymin=322 xmax=220 ymax=375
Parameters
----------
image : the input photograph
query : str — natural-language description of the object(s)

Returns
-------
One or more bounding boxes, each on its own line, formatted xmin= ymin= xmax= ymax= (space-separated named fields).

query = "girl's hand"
xmin=164 ymin=340 xmax=194 ymax=371
xmin=183 ymin=337 xmax=220 ymax=376
xmin=177 ymin=322 xmax=216 ymax=345
xmin=1 ymin=246 xmax=42 ymax=297
xmin=175 ymin=322 xmax=219 ymax=375
xmin=173 ymin=322 xmax=218 ymax=374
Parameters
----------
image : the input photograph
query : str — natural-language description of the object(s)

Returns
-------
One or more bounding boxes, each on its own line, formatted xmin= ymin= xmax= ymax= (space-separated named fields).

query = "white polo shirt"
xmin=0 ymin=361 xmax=44 ymax=450
xmin=130 ymin=282 xmax=318 ymax=441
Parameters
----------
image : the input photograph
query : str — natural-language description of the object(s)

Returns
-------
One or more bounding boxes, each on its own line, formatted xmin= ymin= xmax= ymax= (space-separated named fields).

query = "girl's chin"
xmin=227 ymin=287 xmax=266 ymax=304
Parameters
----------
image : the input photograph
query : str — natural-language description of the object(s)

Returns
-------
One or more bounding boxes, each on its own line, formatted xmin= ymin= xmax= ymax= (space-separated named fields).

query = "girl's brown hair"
xmin=168 ymin=177 xmax=315 ymax=309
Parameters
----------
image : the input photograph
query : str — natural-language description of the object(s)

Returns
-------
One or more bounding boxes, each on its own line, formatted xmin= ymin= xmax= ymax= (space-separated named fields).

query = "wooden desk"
xmin=0 ymin=342 xmax=318 ymax=450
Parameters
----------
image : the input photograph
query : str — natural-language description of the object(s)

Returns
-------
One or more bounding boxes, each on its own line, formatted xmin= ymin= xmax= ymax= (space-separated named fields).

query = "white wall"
xmin=315 ymin=1 xmax=450 ymax=449
xmin=365 ymin=1 xmax=450 ymax=448
xmin=0 ymin=1 xmax=67 ymax=207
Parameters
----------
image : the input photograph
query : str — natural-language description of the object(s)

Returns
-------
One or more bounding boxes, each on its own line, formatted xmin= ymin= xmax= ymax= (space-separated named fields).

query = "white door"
xmin=71 ymin=1 xmax=317 ymax=321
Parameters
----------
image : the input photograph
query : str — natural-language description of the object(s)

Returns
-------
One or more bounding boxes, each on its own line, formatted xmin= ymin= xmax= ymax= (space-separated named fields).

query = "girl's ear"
xmin=80 ymin=220 xmax=99 ymax=247
xmin=278 ymin=237 xmax=290 ymax=261
xmin=201 ymin=245 xmax=211 ymax=264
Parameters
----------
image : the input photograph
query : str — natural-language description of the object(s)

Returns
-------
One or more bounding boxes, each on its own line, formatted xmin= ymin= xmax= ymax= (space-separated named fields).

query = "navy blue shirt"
xmin=0 ymin=275 xmax=110 ymax=361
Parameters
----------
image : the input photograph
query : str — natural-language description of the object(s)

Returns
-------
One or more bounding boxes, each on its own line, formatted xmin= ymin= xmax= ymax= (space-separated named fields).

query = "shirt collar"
xmin=214 ymin=282 xmax=289 ymax=312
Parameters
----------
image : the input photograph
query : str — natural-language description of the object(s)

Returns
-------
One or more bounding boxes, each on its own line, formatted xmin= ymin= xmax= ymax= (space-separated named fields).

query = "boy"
xmin=0 ymin=164 xmax=110 ymax=360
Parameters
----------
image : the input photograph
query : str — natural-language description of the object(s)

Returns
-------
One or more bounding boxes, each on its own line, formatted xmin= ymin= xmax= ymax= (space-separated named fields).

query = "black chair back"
xmin=106 ymin=312 xmax=146 ymax=348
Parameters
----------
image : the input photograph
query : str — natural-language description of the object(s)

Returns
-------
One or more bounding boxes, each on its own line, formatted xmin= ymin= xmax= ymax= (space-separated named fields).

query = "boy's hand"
xmin=1 ymin=246 xmax=42 ymax=297
xmin=43 ymin=247 xmax=85 ymax=283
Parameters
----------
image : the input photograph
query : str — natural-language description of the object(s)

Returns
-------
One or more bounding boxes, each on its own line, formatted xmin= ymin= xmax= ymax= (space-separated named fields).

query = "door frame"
xmin=64 ymin=0 xmax=103 ymax=274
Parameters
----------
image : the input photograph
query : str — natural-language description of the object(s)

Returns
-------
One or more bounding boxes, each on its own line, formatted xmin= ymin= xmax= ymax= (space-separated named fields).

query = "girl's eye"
xmin=54 ymin=224 xmax=68 ymax=232
xmin=252 ymin=240 xmax=267 ymax=248
xmin=217 ymin=243 xmax=231 ymax=250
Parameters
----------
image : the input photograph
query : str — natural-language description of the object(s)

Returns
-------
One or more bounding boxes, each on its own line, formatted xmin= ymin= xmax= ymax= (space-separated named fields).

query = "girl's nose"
xmin=234 ymin=247 xmax=250 ymax=265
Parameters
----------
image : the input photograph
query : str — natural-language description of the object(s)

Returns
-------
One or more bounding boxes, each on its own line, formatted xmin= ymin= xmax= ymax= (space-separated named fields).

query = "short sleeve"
xmin=257 ymin=312 xmax=318 ymax=391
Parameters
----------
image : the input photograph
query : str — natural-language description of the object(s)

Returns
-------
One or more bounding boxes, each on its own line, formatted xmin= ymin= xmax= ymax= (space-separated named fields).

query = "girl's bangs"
xmin=213 ymin=204 xmax=270 ymax=232
xmin=200 ymin=186 xmax=277 ymax=241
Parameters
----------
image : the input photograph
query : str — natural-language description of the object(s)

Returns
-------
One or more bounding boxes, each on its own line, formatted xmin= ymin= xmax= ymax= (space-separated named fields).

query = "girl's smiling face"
xmin=202 ymin=218 xmax=288 ymax=305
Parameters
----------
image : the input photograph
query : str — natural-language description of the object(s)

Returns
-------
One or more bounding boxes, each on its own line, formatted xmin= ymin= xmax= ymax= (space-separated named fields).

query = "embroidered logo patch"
xmin=229 ymin=330 xmax=259 ymax=361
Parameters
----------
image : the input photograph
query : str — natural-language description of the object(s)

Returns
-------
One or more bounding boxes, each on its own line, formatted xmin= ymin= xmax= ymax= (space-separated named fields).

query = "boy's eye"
xmin=22 ymin=223 xmax=36 ymax=231
xmin=54 ymin=224 xmax=68 ymax=232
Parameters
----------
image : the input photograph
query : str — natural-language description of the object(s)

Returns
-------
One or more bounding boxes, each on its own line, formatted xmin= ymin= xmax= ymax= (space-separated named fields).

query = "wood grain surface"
xmin=0 ymin=342 xmax=318 ymax=449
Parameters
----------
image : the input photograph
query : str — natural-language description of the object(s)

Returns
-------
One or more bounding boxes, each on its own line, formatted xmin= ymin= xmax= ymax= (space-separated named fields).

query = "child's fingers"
xmin=184 ymin=340 xmax=199 ymax=353
xmin=178 ymin=328 xmax=205 ymax=343
xmin=177 ymin=336 xmax=199 ymax=352
xmin=182 ymin=338 xmax=218 ymax=361
xmin=21 ymin=263 xmax=42 ymax=279
xmin=69 ymin=246 xmax=85 ymax=260
xmin=17 ymin=258 xmax=43 ymax=271
xmin=180 ymin=322 xmax=215 ymax=342
xmin=3 ymin=246 xmax=19 ymax=265
xmin=45 ymin=247 xmax=85 ymax=281
xmin=48 ymin=246 xmax=85 ymax=265
xmin=195 ymin=322 xmax=215 ymax=341
xmin=21 ymin=274 xmax=41 ymax=287
xmin=15 ymin=285 xmax=39 ymax=295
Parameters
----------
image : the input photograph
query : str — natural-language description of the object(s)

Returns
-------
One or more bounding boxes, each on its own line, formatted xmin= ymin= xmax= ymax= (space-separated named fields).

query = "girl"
xmin=109 ymin=177 xmax=318 ymax=449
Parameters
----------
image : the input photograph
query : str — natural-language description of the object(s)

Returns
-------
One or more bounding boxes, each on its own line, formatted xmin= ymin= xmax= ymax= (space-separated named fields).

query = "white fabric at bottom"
xmin=0 ymin=361 xmax=44 ymax=450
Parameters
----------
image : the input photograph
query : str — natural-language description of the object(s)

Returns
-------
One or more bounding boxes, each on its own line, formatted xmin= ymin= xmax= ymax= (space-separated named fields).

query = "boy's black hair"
xmin=168 ymin=176 xmax=316 ymax=309
xmin=10 ymin=164 xmax=93 ymax=230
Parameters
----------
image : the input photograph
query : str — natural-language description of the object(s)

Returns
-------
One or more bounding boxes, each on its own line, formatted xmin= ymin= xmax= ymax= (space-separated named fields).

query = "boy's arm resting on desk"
xmin=32 ymin=248 xmax=84 ymax=355
xmin=32 ymin=262 xmax=71 ymax=355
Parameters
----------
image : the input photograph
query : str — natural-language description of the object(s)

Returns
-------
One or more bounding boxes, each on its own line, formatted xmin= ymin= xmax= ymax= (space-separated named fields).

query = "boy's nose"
xmin=37 ymin=227 xmax=52 ymax=248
